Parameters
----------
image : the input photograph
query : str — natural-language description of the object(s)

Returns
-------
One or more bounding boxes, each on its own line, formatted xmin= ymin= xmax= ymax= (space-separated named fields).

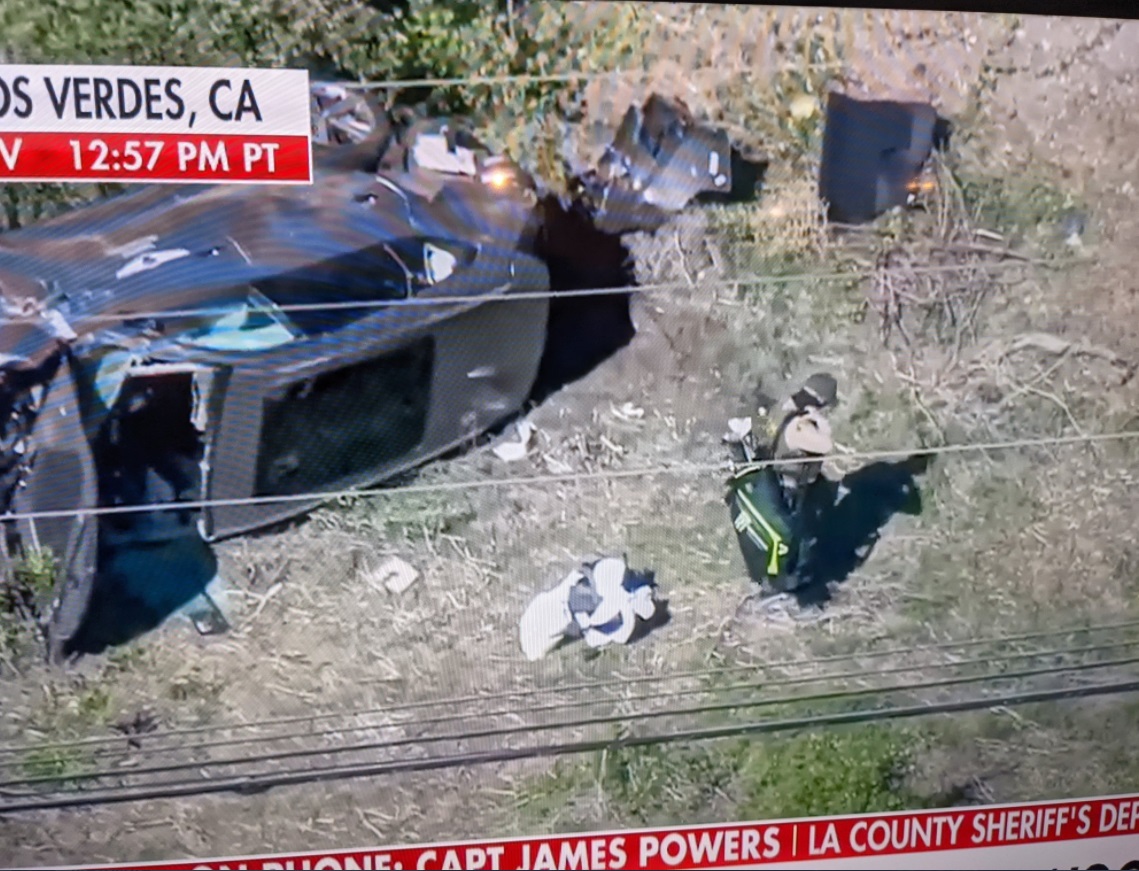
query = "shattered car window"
xmin=244 ymin=239 xmax=477 ymax=335
xmin=176 ymin=288 xmax=301 ymax=352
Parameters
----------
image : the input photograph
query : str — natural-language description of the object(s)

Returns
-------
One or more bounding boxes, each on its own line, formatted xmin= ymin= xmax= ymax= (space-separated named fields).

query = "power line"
xmin=4 ymin=678 xmax=1136 ymax=814
xmin=3 ymin=427 xmax=1134 ymax=524
xmin=3 ymin=634 xmax=1134 ymax=774
xmin=0 ymin=251 xmax=1057 ymax=326
xmin=341 ymin=60 xmax=847 ymax=91
xmin=4 ymin=651 xmax=1134 ymax=794
xmin=5 ymin=617 xmax=1133 ymax=758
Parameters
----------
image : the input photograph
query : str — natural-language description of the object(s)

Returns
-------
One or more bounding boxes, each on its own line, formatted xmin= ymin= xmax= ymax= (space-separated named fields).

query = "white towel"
xmin=519 ymin=571 xmax=580 ymax=662
xmin=520 ymin=557 xmax=659 ymax=659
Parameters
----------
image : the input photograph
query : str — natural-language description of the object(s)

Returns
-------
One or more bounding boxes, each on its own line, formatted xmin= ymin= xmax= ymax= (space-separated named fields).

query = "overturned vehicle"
xmin=0 ymin=108 xmax=554 ymax=661
xmin=0 ymin=87 xmax=763 ymax=662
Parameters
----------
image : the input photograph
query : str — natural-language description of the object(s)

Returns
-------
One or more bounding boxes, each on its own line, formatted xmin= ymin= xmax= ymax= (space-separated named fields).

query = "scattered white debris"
xmin=368 ymin=556 xmax=420 ymax=595
xmin=724 ymin=417 xmax=753 ymax=442
xmin=116 ymin=248 xmax=192 ymax=280
xmin=543 ymin=455 xmax=574 ymax=475
xmin=492 ymin=420 xmax=535 ymax=462
xmin=610 ymin=401 xmax=645 ymax=422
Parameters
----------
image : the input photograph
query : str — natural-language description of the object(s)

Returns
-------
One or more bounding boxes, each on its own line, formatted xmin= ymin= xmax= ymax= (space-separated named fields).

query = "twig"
xmin=674 ymin=227 xmax=696 ymax=288
xmin=1022 ymin=385 xmax=1085 ymax=437
xmin=934 ymin=242 xmax=1035 ymax=263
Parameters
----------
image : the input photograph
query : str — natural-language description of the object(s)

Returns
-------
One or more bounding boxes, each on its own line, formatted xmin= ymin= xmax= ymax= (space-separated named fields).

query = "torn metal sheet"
xmin=310 ymin=82 xmax=379 ymax=146
xmin=818 ymin=92 xmax=952 ymax=225
xmin=0 ymin=101 xmax=553 ymax=661
xmin=570 ymin=94 xmax=765 ymax=235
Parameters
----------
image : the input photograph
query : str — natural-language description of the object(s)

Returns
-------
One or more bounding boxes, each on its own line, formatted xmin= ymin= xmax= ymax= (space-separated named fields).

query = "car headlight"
xmin=423 ymin=242 xmax=458 ymax=284
xmin=484 ymin=167 xmax=514 ymax=190
xmin=420 ymin=239 xmax=477 ymax=286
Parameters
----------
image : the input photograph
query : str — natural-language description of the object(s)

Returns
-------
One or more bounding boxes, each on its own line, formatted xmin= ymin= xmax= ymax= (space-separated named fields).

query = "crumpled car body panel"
xmin=0 ymin=117 xmax=551 ymax=660
xmin=572 ymin=94 xmax=760 ymax=235
xmin=818 ymin=92 xmax=952 ymax=224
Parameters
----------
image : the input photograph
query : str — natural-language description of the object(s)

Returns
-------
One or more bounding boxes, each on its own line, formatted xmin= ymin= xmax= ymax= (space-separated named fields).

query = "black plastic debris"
xmin=573 ymin=94 xmax=765 ymax=235
xmin=819 ymin=92 xmax=952 ymax=225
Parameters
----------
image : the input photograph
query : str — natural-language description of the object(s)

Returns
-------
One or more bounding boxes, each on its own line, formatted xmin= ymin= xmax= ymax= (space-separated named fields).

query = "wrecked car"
xmin=1 ymin=82 xmax=763 ymax=662
xmin=0 ymin=108 xmax=552 ymax=661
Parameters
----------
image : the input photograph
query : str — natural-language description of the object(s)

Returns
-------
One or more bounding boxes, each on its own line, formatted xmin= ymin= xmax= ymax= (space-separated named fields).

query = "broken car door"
xmin=11 ymin=350 xmax=100 ymax=661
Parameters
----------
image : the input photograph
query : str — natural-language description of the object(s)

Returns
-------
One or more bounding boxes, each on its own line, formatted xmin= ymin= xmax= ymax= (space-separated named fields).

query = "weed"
xmin=74 ymin=686 xmax=115 ymax=724
xmin=105 ymin=643 xmax=151 ymax=674
xmin=952 ymin=164 xmax=1080 ymax=244
xmin=12 ymin=548 xmax=57 ymax=600
xmin=708 ymin=177 xmax=829 ymax=279
xmin=733 ymin=727 xmax=935 ymax=819
xmin=168 ymin=665 xmax=224 ymax=703
xmin=1 ymin=548 xmax=58 ymax=649
xmin=19 ymin=746 xmax=89 ymax=786
xmin=517 ymin=725 xmax=936 ymax=831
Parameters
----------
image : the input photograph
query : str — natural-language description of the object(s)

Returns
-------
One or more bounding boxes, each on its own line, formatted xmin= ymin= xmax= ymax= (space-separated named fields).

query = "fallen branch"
xmin=1001 ymin=331 xmax=1133 ymax=380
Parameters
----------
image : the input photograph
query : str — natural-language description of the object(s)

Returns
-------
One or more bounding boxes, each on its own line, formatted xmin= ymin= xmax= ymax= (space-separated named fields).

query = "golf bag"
xmin=725 ymin=432 xmax=820 ymax=592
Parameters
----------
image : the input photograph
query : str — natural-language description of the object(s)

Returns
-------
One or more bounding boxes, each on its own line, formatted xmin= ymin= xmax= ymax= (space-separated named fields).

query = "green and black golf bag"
xmin=726 ymin=461 xmax=805 ymax=592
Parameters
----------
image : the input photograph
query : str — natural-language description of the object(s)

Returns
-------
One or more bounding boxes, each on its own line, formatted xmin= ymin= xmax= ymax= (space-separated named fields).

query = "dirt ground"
xmin=2 ymin=8 xmax=1139 ymax=868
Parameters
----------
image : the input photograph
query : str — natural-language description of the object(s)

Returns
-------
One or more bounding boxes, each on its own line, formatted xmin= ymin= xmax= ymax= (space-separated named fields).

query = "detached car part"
xmin=818 ymin=91 xmax=952 ymax=224
xmin=572 ymin=94 xmax=743 ymax=235
xmin=0 ymin=106 xmax=551 ymax=661
xmin=310 ymin=82 xmax=379 ymax=145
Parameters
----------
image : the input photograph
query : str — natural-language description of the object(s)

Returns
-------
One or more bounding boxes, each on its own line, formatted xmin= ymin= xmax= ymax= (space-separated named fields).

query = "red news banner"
xmin=0 ymin=64 xmax=312 ymax=184
xmin=42 ymin=793 xmax=1139 ymax=871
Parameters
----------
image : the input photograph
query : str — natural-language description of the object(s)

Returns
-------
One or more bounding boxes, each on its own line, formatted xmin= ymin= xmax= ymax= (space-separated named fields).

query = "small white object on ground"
xmin=492 ymin=420 xmax=535 ymax=462
xmin=371 ymin=556 xmax=420 ymax=595
xmin=725 ymin=417 xmax=753 ymax=442
xmin=519 ymin=555 xmax=660 ymax=661
xmin=611 ymin=401 xmax=645 ymax=421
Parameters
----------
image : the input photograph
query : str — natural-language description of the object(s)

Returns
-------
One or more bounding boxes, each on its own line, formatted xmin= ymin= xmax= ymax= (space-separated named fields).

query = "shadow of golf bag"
xmin=725 ymin=462 xmax=809 ymax=593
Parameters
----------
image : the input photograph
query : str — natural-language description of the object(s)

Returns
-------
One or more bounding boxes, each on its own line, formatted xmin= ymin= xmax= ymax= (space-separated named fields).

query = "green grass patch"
xmin=733 ymin=727 xmax=936 ymax=819
xmin=952 ymin=163 xmax=1082 ymax=247
xmin=18 ymin=745 xmax=91 ymax=786
xmin=321 ymin=487 xmax=477 ymax=541
xmin=12 ymin=547 xmax=57 ymax=600
xmin=517 ymin=725 xmax=939 ymax=831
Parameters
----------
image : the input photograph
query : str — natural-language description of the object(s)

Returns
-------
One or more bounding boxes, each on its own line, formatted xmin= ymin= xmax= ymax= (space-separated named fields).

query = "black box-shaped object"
xmin=819 ymin=92 xmax=951 ymax=224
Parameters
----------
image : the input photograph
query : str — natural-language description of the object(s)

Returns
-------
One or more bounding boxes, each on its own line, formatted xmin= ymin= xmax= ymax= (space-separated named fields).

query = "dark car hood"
xmin=0 ymin=147 xmax=541 ymax=369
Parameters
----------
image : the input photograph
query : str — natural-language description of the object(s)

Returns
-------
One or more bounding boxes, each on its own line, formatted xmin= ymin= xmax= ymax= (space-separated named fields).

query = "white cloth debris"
xmin=492 ymin=420 xmax=535 ymax=462
xmin=519 ymin=571 xmax=581 ymax=662
xmin=411 ymin=133 xmax=478 ymax=176
xmin=724 ymin=417 xmax=753 ymax=442
xmin=366 ymin=556 xmax=420 ymax=594
xmin=519 ymin=556 xmax=660 ymax=661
